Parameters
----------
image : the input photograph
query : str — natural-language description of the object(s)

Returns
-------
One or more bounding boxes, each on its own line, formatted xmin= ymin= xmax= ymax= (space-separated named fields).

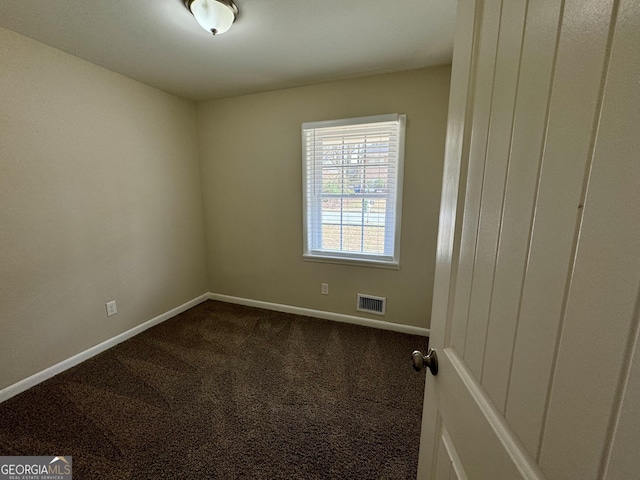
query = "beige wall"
xmin=0 ymin=28 xmax=208 ymax=390
xmin=0 ymin=28 xmax=450 ymax=391
xmin=197 ymin=66 xmax=450 ymax=328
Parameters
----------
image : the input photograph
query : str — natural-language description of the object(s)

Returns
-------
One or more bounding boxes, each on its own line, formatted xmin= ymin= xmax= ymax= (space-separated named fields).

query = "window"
xmin=302 ymin=114 xmax=406 ymax=268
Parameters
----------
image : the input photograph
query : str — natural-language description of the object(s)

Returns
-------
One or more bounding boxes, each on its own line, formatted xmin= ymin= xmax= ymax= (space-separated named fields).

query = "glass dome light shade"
xmin=188 ymin=0 xmax=237 ymax=35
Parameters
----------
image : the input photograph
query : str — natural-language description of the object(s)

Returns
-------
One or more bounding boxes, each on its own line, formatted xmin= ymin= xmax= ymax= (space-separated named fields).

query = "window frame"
xmin=301 ymin=113 xmax=406 ymax=269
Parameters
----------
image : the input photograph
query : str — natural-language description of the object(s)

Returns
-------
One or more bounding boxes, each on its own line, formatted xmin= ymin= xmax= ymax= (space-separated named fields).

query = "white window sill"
xmin=302 ymin=254 xmax=400 ymax=270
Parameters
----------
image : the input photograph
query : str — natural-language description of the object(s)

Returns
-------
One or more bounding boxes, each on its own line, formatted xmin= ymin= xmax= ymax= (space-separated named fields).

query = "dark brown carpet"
xmin=0 ymin=300 xmax=426 ymax=479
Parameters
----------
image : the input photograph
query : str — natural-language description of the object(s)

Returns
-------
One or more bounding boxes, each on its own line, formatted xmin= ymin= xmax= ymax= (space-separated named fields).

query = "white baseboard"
xmin=0 ymin=293 xmax=210 ymax=404
xmin=209 ymin=293 xmax=430 ymax=337
xmin=1 ymin=292 xmax=428 ymax=404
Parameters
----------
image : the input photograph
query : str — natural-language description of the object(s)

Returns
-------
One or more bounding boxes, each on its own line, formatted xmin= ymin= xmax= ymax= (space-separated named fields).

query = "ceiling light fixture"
xmin=185 ymin=0 xmax=239 ymax=36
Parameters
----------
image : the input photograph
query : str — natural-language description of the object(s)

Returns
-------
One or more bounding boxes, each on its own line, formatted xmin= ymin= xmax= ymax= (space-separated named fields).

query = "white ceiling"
xmin=0 ymin=0 xmax=457 ymax=101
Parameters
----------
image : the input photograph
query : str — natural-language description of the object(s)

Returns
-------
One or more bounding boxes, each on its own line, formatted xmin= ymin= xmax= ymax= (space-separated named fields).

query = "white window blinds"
xmin=302 ymin=114 xmax=406 ymax=267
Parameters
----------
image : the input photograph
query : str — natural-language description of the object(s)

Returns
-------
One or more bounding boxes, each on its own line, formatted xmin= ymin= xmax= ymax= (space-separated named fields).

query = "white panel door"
xmin=417 ymin=0 xmax=640 ymax=479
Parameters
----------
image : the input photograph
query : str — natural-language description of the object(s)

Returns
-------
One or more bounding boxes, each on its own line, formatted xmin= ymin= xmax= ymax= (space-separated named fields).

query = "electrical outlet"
xmin=106 ymin=300 xmax=117 ymax=317
xmin=321 ymin=283 xmax=329 ymax=295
